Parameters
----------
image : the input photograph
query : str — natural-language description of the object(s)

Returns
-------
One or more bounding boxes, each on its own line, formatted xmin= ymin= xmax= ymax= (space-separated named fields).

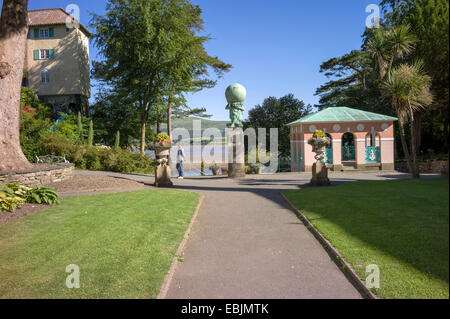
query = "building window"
xmin=39 ymin=29 xmax=49 ymax=38
xmin=33 ymin=49 xmax=55 ymax=60
xmin=41 ymin=69 xmax=50 ymax=84
xmin=40 ymin=49 xmax=50 ymax=60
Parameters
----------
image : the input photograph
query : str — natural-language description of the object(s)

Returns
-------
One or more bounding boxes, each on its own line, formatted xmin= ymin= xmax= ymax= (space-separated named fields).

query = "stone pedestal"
xmin=154 ymin=146 xmax=173 ymax=187
xmin=155 ymin=164 xmax=173 ymax=187
xmin=228 ymin=163 xmax=246 ymax=179
xmin=227 ymin=128 xmax=246 ymax=179
xmin=310 ymin=162 xmax=330 ymax=186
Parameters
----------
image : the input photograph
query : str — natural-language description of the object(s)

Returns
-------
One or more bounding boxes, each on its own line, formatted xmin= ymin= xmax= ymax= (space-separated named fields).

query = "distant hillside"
xmin=159 ymin=117 xmax=229 ymax=136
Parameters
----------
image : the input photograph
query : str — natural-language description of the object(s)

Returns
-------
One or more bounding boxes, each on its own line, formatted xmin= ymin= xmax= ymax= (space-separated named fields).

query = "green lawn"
xmin=0 ymin=190 xmax=199 ymax=299
xmin=284 ymin=178 xmax=449 ymax=299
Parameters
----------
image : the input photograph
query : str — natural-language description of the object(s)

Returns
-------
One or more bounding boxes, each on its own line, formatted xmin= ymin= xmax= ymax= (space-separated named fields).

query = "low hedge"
xmin=40 ymin=135 xmax=155 ymax=174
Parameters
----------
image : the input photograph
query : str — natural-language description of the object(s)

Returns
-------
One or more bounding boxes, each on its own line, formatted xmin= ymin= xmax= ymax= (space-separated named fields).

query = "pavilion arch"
xmin=365 ymin=132 xmax=382 ymax=163
xmin=324 ymin=133 xmax=333 ymax=164
xmin=342 ymin=132 xmax=356 ymax=161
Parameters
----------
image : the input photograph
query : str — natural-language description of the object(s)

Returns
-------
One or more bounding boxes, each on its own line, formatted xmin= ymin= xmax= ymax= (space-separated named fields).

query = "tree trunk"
xmin=398 ymin=119 xmax=415 ymax=178
xmin=0 ymin=0 xmax=32 ymax=172
xmin=156 ymin=121 xmax=162 ymax=134
xmin=413 ymin=111 xmax=422 ymax=154
xmin=167 ymin=94 xmax=173 ymax=139
xmin=140 ymin=121 xmax=146 ymax=156
xmin=409 ymin=109 xmax=420 ymax=179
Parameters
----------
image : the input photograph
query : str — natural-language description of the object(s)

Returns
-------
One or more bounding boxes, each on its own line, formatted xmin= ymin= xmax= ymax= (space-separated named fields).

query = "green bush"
xmin=27 ymin=186 xmax=60 ymax=205
xmin=6 ymin=183 xmax=32 ymax=198
xmin=0 ymin=193 xmax=26 ymax=212
xmin=0 ymin=183 xmax=60 ymax=212
xmin=39 ymin=135 xmax=155 ymax=174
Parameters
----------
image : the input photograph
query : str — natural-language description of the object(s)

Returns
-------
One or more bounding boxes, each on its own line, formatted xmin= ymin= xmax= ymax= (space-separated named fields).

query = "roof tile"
xmin=27 ymin=8 xmax=91 ymax=36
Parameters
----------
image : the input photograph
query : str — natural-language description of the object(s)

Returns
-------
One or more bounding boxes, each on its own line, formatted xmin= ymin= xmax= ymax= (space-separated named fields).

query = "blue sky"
xmin=6 ymin=0 xmax=381 ymax=120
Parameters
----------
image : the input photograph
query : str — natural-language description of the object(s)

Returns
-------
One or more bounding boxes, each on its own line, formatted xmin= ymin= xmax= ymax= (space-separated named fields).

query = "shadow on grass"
xmin=285 ymin=178 xmax=449 ymax=288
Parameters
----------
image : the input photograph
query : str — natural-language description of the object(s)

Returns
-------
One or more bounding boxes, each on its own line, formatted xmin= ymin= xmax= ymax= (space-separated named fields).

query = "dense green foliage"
xmin=244 ymin=94 xmax=312 ymax=156
xmin=19 ymin=88 xmax=53 ymax=161
xmin=41 ymin=135 xmax=154 ymax=174
xmin=0 ymin=190 xmax=200 ymax=298
xmin=285 ymin=178 xmax=449 ymax=299
xmin=26 ymin=186 xmax=60 ymax=205
xmin=19 ymin=88 xmax=154 ymax=174
xmin=315 ymin=0 xmax=449 ymax=157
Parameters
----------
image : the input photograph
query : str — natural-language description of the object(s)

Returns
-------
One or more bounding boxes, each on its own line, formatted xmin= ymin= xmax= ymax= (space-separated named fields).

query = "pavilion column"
xmin=303 ymin=137 xmax=315 ymax=172
xmin=331 ymin=134 xmax=342 ymax=171
xmin=380 ymin=138 xmax=395 ymax=170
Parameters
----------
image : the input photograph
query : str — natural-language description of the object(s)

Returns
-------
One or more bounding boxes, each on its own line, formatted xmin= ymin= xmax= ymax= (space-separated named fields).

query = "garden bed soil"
xmin=0 ymin=204 xmax=48 ymax=226
xmin=44 ymin=174 xmax=150 ymax=194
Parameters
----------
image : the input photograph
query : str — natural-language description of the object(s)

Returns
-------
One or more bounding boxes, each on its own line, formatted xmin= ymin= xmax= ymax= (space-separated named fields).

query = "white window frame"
xmin=39 ymin=29 xmax=49 ymax=38
xmin=40 ymin=49 xmax=50 ymax=60
xmin=41 ymin=69 xmax=50 ymax=84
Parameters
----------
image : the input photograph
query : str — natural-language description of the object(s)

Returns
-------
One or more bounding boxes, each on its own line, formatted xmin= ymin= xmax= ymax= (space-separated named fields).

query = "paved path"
xmin=74 ymin=170 xmax=431 ymax=299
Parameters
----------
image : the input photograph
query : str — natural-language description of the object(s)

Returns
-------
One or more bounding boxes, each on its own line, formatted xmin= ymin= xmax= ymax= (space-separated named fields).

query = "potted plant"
xmin=209 ymin=163 xmax=220 ymax=176
xmin=221 ymin=167 xmax=228 ymax=175
xmin=153 ymin=133 xmax=172 ymax=157
xmin=251 ymin=163 xmax=263 ymax=174
xmin=308 ymin=130 xmax=331 ymax=163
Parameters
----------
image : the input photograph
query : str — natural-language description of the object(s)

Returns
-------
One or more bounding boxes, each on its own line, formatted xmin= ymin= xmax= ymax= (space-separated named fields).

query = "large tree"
xmin=0 ymin=0 xmax=32 ymax=172
xmin=91 ymin=0 xmax=230 ymax=155
xmin=315 ymin=0 xmax=449 ymax=158
xmin=382 ymin=61 xmax=433 ymax=178
xmin=244 ymin=94 xmax=312 ymax=156
xmin=381 ymin=0 xmax=449 ymax=153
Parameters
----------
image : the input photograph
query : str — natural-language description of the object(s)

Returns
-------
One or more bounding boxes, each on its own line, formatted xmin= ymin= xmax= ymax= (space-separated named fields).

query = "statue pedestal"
xmin=228 ymin=163 xmax=246 ymax=179
xmin=227 ymin=128 xmax=246 ymax=179
xmin=310 ymin=162 xmax=330 ymax=186
xmin=154 ymin=146 xmax=173 ymax=187
xmin=155 ymin=165 xmax=173 ymax=187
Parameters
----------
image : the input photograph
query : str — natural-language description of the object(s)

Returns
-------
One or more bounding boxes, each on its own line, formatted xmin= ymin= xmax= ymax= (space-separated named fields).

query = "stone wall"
xmin=0 ymin=164 xmax=74 ymax=186
xmin=395 ymin=160 xmax=449 ymax=174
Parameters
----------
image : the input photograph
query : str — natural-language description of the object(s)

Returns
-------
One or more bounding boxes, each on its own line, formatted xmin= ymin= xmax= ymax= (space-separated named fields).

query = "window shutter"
xmin=49 ymin=49 xmax=55 ymax=59
xmin=27 ymin=29 xmax=31 ymax=39
xmin=34 ymin=29 xmax=39 ymax=38
xmin=49 ymin=28 xmax=54 ymax=37
xmin=33 ymin=50 xmax=40 ymax=60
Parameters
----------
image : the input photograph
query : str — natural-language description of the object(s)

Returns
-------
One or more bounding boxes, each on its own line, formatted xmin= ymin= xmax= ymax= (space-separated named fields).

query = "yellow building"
xmin=24 ymin=8 xmax=91 ymax=115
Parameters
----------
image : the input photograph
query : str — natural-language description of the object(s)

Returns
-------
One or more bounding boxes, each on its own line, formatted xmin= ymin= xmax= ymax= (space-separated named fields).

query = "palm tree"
xmin=382 ymin=61 xmax=433 ymax=178
xmin=368 ymin=25 xmax=416 ymax=81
